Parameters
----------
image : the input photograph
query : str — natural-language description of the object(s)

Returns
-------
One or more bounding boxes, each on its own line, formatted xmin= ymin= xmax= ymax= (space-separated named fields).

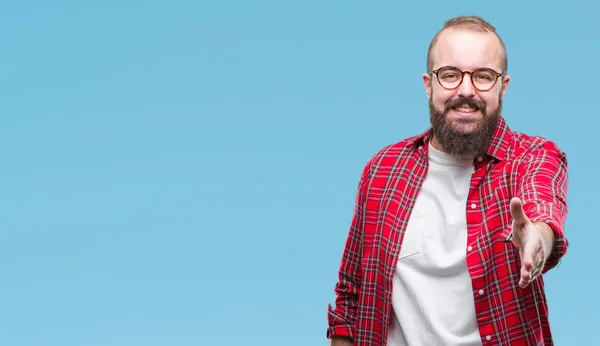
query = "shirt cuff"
xmin=326 ymin=325 xmax=353 ymax=339
xmin=326 ymin=304 xmax=355 ymax=339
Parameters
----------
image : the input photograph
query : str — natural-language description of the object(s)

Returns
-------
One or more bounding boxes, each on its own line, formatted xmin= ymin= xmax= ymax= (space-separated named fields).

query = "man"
xmin=326 ymin=16 xmax=568 ymax=346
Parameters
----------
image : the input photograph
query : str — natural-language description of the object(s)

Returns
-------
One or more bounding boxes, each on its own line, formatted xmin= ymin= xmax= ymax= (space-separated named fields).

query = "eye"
xmin=440 ymin=71 xmax=460 ymax=80
xmin=473 ymin=70 xmax=496 ymax=81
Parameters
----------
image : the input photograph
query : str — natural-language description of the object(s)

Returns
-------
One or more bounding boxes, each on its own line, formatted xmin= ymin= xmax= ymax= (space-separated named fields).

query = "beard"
xmin=429 ymin=95 xmax=501 ymax=158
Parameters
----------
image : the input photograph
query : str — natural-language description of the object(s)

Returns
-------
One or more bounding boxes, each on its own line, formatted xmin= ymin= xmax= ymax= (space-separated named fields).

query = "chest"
xmin=362 ymin=158 xmax=518 ymax=264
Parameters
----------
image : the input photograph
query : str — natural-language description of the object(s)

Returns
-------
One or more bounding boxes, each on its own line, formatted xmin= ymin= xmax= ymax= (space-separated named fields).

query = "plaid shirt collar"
xmin=409 ymin=116 xmax=513 ymax=162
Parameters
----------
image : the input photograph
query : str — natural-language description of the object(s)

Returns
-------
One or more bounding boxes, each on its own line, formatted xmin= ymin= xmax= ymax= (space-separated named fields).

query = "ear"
xmin=500 ymin=74 xmax=511 ymax=99
xmin=423 ymin=72 xmax=432 ymax=100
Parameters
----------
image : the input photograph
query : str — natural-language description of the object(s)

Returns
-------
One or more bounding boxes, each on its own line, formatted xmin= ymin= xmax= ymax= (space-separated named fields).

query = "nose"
xmin=457 ymin=73 xmax=476 ymax=98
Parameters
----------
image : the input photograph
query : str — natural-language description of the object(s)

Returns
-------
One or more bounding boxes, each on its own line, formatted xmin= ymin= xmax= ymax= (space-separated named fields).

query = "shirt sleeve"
xmin=517 ymin=140 xmax=569 ymax=274
xmin=326 ymin=161 xmax=371 ymax=340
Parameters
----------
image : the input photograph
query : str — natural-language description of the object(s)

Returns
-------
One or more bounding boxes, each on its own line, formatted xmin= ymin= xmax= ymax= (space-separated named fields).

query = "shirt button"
xmin=486 ymin=335 xmax=491 ymax=341
xmin=470 ymin=203 xmax=477 ymax=209
xmin=477 ymin=156 xmax=483 ymax=162
xmin=467 ymin=245 xmax=473 ymax=251
xmin=479 ymin=289 xmax=485 ymax=295
xmin=418 ymin=145 xmax=423 ymax=150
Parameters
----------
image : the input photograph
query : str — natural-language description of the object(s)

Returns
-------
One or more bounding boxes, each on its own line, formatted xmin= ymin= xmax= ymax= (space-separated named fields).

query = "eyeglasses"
xmin=429 ymin=66 xmax=506 ymax=91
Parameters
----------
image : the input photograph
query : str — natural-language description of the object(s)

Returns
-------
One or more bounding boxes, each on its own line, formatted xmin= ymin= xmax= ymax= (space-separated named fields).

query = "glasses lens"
xmin=437 ymin=67 xmax=462 ymax=89
xmin=472 ymin=69 xmax=497 ymax=91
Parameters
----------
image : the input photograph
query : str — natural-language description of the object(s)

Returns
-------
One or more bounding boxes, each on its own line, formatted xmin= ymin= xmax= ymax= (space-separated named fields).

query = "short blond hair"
xmin=427 ymin=16 xmax=508 ymax=73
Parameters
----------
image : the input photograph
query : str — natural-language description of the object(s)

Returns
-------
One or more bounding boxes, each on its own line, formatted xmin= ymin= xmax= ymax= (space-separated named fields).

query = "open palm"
xmin=510 ymin=197 xmax=550 ymax=288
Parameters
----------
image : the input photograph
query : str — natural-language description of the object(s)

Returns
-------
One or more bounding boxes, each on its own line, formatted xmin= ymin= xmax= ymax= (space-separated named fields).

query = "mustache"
xmin=445 ymin=97 xmax=486 ymax=112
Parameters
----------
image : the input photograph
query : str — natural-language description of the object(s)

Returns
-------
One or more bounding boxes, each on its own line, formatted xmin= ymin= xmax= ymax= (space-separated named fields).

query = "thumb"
xmin=510 ymin=197 xmax=529 ymax=227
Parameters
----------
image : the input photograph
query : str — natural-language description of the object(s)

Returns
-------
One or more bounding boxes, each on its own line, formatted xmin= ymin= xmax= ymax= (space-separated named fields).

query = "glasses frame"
xmin=429 ymin=66 xmax=506 ymax=92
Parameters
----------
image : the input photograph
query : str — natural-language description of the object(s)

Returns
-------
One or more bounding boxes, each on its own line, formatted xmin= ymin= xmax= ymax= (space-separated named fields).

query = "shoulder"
xmin=359 ymin=131 xmax=428 ymax=180
xmin=509 ymin=131 xmax=567 ymax=164
xmin=372 ymin=135 xmax=422 ymax=162
xmin=512 ymin=132 xmax=566 ymax=157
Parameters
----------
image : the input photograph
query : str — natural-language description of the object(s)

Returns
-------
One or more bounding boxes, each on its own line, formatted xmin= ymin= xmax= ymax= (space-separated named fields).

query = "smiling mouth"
xmin=453 ymin=105 xmax=479 ymax=113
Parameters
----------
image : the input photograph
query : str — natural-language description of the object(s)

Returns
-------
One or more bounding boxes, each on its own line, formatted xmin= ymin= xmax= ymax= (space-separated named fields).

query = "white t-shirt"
xmin=387 ymin=142 xmax=482 ymax=346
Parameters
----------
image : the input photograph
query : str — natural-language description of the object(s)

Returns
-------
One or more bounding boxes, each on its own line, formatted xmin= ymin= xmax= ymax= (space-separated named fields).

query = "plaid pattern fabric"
xmin=327 ymin=116 xmax=569 ymax=346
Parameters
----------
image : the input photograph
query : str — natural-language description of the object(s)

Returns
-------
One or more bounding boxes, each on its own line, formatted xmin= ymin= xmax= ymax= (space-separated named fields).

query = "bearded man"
xmin=326 ymin=15 xmax=569 ymax=346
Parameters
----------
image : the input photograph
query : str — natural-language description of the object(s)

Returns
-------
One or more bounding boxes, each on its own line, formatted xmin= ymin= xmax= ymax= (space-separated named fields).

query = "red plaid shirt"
xmin=327 ymin=117 xmax=569 ymax=346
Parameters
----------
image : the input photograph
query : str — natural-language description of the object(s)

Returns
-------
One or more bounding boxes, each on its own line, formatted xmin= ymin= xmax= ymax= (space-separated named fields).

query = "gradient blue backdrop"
xmin=1 ymin=1 xmax=597 ymax=345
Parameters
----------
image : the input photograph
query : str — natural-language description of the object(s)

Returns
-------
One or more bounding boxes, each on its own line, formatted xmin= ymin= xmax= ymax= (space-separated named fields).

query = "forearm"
xmin=327 ymin=273 xmax=360 ymax=340
xmin=327 ymin=164 xmax=370 ymax=340
xmin=330 ymin=336 xmax=353 ymax=346
xmin=517 ymin=141 xmax=569 ymax=272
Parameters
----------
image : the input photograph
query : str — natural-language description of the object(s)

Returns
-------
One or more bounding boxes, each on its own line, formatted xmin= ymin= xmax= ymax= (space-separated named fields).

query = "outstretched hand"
xmin=510 ymin=197 xmax=554 ymax=288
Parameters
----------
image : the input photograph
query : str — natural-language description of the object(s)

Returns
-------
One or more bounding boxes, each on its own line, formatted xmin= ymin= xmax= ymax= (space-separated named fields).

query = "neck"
xmin=429 ymin=135 xmax=479 ymax=160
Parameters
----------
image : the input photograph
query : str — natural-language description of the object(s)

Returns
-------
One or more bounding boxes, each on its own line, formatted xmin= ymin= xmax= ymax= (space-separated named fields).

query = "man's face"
xmin=422 ymin=28 xmax=511 ymax=157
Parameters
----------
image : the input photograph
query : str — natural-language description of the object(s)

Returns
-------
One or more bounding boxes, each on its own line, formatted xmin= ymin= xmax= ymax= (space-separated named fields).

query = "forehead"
xmin=432 ymin=28 xmax=503 ymax=71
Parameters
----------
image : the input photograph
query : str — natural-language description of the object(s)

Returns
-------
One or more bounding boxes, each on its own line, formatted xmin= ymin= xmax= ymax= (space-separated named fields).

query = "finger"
xmin=519 ymin=260 xmax=533 ymax=288
xmin=510 ymin=197 xmax=530 ymax=228
xmin=529 ymin=260 xmax=542 ymax=282
xmin=531 ymin=250 xmax=546 ymax=279
xmin=519 ymin=263 xmax=532 ymax=288
xmin=519 ymin=242 xmax=537 ymax=288
xmin=525 ymin=264 xmax=544 ymax=288
xmin=530 ymin=262 xmax=543 ymax=282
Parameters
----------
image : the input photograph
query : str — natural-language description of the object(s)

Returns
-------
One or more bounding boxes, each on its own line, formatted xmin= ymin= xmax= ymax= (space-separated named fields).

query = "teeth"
xmin=456 ymin=106 xmax=477 ymax=112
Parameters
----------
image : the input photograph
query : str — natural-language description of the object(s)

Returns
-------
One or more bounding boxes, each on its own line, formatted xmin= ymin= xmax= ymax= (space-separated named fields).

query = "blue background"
xmin=1 ymin=1 xmax=596 ymax=345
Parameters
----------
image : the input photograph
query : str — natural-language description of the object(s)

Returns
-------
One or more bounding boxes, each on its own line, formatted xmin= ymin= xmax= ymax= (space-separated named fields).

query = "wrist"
xmin=330 ymin=336 xmax=353 ymax=346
